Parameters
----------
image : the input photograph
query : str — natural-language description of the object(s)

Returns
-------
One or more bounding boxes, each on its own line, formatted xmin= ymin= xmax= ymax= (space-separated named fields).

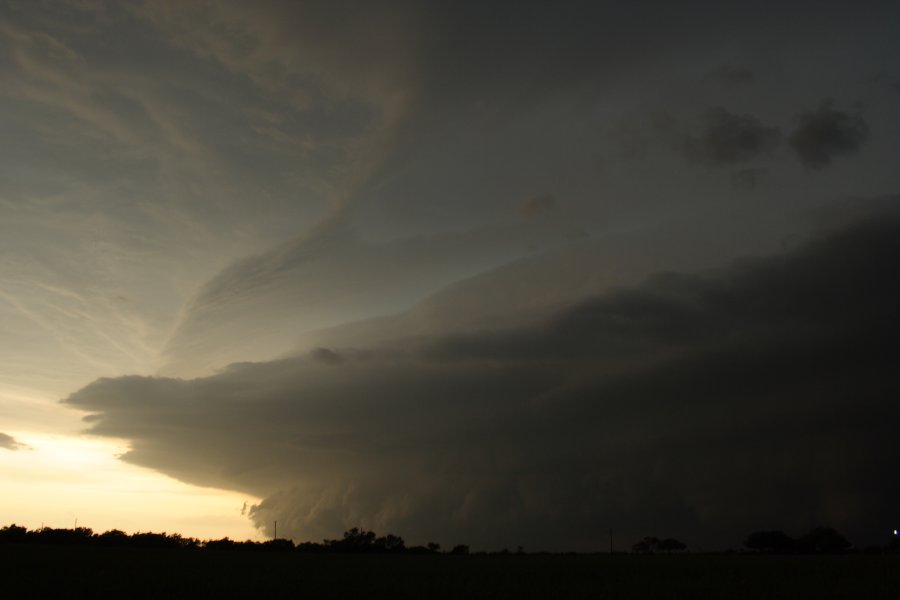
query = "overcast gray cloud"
xmin=789 ymin=103 xmax=869 ymax=169
xmin=66 ymin=211 xmax=900 ymax=550
xmin=707 ymin=64 xmax=756 ymax=89
xmin=730 ymin=168 xmax=769 ymax=190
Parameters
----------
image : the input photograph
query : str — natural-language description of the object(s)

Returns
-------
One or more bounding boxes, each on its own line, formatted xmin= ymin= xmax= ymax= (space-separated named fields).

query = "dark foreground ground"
xmin=2 ymin=545 xmax=900 ymax=599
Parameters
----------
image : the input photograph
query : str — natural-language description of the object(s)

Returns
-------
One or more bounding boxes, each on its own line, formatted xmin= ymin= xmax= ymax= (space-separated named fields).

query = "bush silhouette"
xmin=796 ymin=527 xmax=851 ymax=553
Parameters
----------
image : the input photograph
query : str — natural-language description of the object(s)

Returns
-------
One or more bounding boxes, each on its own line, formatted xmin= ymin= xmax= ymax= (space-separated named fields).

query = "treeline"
xmin=3 ymin=523 xmax=899 ymax=554
xmin=631 ymin=537 xmax=687 ymax=554
xmin=743 ymin=527 xmax=859 ymax=554
xmin=0 ymin=525 xmax=470 ymax=555
xmin=628 ymin=527 xmax=882 ymax=555
xmin=632 ymin=526 xmax=900 ymax=554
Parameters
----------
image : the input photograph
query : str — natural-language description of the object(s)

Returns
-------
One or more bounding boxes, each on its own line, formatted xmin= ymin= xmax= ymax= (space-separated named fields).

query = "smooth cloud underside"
xmin=159 ymin=217 xmax=588 ymax=378
xmin=64 ymin=214 xmax=900 ymax=550
xmin=789 ymin=104 xmax=869 ymax=169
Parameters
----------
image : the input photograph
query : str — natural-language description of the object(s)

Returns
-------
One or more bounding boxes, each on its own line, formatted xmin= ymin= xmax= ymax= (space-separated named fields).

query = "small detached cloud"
xmin=789 ymin=103 xmax=869 ymax=169
xmin=681 ymin=108 xmax=780 ymax=167
xmin=0 ymin=433 xmax=28 ymax=451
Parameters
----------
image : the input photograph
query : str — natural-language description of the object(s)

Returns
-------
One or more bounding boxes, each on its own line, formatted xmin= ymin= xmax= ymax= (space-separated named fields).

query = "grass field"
xmin=2 ymin=545 xmax=900 ymax=599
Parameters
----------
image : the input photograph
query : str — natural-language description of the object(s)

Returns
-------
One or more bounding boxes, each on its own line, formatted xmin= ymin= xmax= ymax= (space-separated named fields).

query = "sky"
xmin=1 ymin=0 xmax=899 ymax=551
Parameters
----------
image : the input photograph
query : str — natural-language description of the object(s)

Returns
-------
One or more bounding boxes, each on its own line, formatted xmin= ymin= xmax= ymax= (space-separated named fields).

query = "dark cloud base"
xmin=65 ymin=214 xmax=900 ymax=551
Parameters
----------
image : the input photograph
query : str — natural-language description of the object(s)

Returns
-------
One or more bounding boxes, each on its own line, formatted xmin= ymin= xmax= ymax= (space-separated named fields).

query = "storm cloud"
xmin=2 ymin=0 xmax=898 ymax=551
xmin=789 ymin=103 xmax=869 ymax=169
xmin=159 ymin=216 xmax=589 ymax=377
xmin=681 ymin=108 xmax=780 ymax=167
xmin=707 ymin=64 xmax=756 ymax=89
xmin=65 ymin=213 xmax=900 ymax=550
xmin=730 ymin=168 xmax=768 ymax=190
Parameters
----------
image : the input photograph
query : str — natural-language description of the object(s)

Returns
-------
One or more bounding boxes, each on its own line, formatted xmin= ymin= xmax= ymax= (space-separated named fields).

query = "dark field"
xmin=2 ymin=545 xmax=900 ymax=599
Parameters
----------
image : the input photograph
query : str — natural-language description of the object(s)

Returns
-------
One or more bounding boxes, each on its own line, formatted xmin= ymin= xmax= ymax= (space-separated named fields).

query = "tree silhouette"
xmin=375 ymin=534 xmax=406 ymax=553
xmin=205 ymin=537 xmax=238 ymax=550
xmin=262 ymin=538 xmax=295 ymax=551
xmin=96 ymin=529 xmax=129 ymax=547
xmin=632 ymin=537 xmax=661 ymax=554
xmin=324 ymin=528 xmax=380 ymax=553
xmin=796 ymin=527 xmax=851 ymax=553
xmin=0 ymin=524 xmax=28 ymax=543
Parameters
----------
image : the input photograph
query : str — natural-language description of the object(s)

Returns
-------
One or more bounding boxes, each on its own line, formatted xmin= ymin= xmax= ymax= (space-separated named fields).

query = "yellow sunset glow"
xmin=0 ymin=432 xmax=262 ymax=541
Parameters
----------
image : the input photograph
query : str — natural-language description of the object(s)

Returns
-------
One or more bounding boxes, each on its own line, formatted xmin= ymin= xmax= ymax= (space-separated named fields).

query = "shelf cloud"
xmin=66 ymin=212 xmax=900 ymax=550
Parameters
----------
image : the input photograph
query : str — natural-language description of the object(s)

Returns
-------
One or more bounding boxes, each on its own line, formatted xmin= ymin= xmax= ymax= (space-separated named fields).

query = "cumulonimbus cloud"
xmin=64 ymin=210 xmax=900 ymax=550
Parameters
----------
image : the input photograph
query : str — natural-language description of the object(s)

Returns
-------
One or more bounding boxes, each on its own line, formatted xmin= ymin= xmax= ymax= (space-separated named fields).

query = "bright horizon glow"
xmin=0 ymin=431 xmax=263 ymax=541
